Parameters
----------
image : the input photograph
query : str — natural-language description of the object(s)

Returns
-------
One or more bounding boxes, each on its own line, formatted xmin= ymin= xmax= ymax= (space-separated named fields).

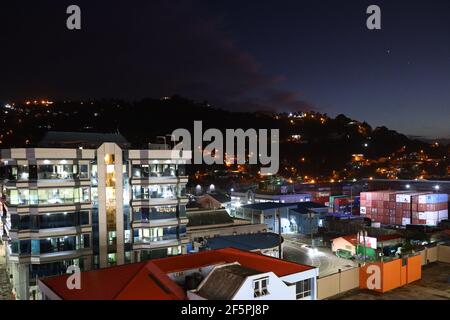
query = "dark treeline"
xmin=1 ymin=96 xmax=448 ymax=179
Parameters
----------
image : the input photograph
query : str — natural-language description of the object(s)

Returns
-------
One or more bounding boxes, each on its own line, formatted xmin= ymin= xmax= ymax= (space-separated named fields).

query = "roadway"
xmin=282 ymin=235 xmax=358 ymax=277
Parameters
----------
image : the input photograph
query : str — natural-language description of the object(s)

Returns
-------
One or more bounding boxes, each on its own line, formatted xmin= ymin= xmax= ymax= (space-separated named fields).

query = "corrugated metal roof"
xmin=205 ymin=232 xmax=282 ymax=251
xmin=241 ymin=202 xmax=296 ymax=210
xmin=187 ymin=209 xmax=233 ymax=227
xmin=196 ymin=264 xmax=259 ymax=300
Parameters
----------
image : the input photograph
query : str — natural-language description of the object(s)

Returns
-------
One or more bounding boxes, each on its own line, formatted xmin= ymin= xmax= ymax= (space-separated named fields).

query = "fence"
xmin=317 ymin=243 xmax=450 ymax=299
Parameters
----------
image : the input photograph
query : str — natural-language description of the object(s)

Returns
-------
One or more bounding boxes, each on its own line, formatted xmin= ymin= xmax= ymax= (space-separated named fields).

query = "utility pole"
xmin=350 ymin=184 xmax=353 ymax=215
xmin=307 ymin=209 xmax=314 ymax=247
xmin=277 ymin=208 xmax=282 ymax=259
xmin=360 ymin=226 xmax=367 ymax=264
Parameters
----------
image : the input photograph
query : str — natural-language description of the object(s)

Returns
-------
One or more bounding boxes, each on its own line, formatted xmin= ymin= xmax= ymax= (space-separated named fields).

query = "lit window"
xmin=253 ymin=277 xmax=269 ymax=297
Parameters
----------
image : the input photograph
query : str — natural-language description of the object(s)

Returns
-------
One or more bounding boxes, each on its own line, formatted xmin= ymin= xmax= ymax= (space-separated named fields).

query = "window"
xmin=18 ymin=165 xmax=29 ymax=181
xmin=79 ymin=165 xmax=89 ymax=179
xmin=131 ymin=164 xmax=178 ymax=178
xmin=38 ymin=164 xmax=79 ymax=180
xmin=132 ymin=185 xmax=177 ymax=200
xmin=167 ymin=245 xmax=182 ymax=256
xmin=296 ymin=279 xmax=312 ymax=299
xmin=253 ymin=277 xmax=269 ymax=297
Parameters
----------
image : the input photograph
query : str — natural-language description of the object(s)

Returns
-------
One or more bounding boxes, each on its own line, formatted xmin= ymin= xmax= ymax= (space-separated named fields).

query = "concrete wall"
xmin=317 ymin=268 xmax=359 ymax=300
xmin=438 ymin=245 xmax=450 ymax=263
xmin=420 ymin=246 xmax=438 ymax=265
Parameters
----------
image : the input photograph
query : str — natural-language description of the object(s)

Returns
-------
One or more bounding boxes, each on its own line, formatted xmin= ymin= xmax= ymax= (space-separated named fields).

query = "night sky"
xmin=1 ymin=0 xmax=450 ymax=138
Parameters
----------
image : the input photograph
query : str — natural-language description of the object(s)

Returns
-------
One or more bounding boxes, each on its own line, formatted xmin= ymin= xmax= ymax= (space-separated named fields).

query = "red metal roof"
xmin=341 ymin=235 xmax=358 ymax=245
xmin=152 ymin=247 xmax=314 ymax=276
xmin=39 ymin=248 xmax=314 ymax=300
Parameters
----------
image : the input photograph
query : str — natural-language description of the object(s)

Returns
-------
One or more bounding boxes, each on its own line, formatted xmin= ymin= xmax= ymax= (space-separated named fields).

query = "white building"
xmin=0 ymin=132 xmax=191 ymax=299
xmin=38 ymin=247 xmax=319 ymax=300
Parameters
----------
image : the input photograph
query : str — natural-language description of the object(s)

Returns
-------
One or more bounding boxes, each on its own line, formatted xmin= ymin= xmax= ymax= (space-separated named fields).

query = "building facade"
xmin=236 ymin=202 xmax=328 ymax=234
xmin=0 ymin=143 xmax=191 ymax=299
xmin=230 ymin=190 xmax=312 ymax=215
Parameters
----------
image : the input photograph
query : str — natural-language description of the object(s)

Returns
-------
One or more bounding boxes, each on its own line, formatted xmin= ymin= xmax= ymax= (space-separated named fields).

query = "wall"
xmin=232 ymin=272 xmax=296 ymax=300
xmin=407 ymin=255 xmax=422 ymax=283
xmin=420 ymin=246 xmax=438 ymax=265
xmin=317 ymin=268 xmax=359 ymax=300
xmin=438 ymin=245 xmax=450 ymax=263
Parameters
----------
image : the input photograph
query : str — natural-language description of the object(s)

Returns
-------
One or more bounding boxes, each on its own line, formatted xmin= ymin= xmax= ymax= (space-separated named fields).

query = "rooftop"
xmin=39 ymin=247 xmax=314 ymax=300
xmin=205 ymin=193 xmax=231 ymax=204
xmin=205 ymin=232 xmax=282 ymax=251
xmin=187 ymin=209 xmax=233 ymax=227
xmin=242 ymin=201 xmax=326 ymax=212
xmin=290 ymin=202 xmax=328 ymax=214
xmin=241 ymin=202 xmax=294 ymax=210
xmin=39 ymin=131 xmax=130 ymax=148
xmin=196 ymin=263 xmax=260 ymax=300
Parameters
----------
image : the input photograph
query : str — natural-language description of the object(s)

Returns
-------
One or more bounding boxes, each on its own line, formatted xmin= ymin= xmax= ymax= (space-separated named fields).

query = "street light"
xmin=405 ymin=184 xmax=410 ymax=189
xmin=434 ymin=185 xmax=440 ymax=191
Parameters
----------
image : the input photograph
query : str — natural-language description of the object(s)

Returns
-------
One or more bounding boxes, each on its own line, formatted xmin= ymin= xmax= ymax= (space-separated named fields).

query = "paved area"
xmin=282 ymin=235 xmax=358 ymax=277
xmin=337 ymin=262 xmax=450 ymax=300
xmin=0 ymin=241 xmax=13 ymax=300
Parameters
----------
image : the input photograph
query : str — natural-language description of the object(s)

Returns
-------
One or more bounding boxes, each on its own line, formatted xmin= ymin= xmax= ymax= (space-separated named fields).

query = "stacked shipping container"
xmin=360 ymin=191 xmax=448 ymax=226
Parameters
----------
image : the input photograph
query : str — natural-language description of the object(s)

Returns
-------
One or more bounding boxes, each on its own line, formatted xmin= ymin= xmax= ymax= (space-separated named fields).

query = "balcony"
xmin=132 ymin=234 xmax=188 ymax=250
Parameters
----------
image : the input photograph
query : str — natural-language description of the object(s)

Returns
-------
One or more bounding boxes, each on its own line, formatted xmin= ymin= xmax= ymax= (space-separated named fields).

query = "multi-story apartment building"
xmin=0 ymin=133 xmax=191 ymax=300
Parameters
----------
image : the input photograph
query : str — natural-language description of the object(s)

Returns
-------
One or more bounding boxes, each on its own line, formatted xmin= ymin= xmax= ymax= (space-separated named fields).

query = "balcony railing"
xmin=133 ymin=234 xmax=178 ymax=244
